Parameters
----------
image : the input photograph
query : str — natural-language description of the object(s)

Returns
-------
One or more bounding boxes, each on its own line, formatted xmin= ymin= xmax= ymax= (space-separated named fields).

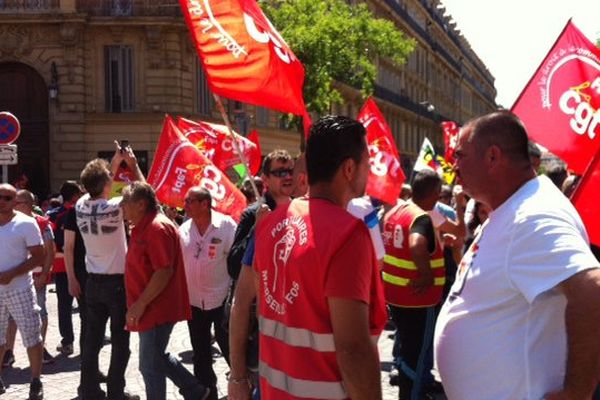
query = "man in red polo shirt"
xmin=120 ymin=182 xmax=209 ymax=400
xmin=253 ymin=116 xmax=387 ymax=400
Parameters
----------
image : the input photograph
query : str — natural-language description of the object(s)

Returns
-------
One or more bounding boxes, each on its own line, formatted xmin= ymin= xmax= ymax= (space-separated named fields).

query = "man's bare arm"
xmin=64 ymin=229 xmax=81 ymax=298
xmin=546 ymin=268 xmax=600 ymax=399
xmin=408 ymin=232 xmax=434 ymax=294
xmin=227 ymin=266 xmax=256 ymax=400
xmin=329 ymin=297 xmax=382 ymax=400
xmin=0 ymin=245 xmax=44 ymax=284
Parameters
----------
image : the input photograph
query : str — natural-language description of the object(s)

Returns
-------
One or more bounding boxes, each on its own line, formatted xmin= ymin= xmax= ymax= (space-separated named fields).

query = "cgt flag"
xmin=147 ymin=115 xmax=247 ymax=221
xmin=511 ymin=20 xmax=600 ymax=175
xmin=179 ymin=0 xmax=307 ymax=118
xmin=511 ymin=19 xmax=600 ymax=246
xmin=177 ymin=117 xmax=262 ymax=176
xmin=357 ymin=98 xmax=405 ymax=205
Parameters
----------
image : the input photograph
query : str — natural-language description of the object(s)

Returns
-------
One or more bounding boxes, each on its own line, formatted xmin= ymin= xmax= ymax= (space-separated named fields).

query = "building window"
xmin=109 ymin=0 xmax=132 ymax=16
xmin=196 ymin=63 xmax=213 ymax=116
xmin=104 ymin=45 xmax=134 ymax=112
xmin=257 ymin=107 xmax=269 ymax=127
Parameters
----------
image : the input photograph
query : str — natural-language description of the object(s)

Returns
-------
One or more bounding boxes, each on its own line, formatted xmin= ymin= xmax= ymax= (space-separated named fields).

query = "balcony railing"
xmin=0 ymin=0 xmax=59 ymax=11
xmin=77 ymin=0 xmax=181 ymax=17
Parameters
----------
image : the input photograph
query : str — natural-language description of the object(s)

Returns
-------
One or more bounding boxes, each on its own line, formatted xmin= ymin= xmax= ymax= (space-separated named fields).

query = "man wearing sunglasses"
xmin=0 ymin=184 xmax=45 ymax=399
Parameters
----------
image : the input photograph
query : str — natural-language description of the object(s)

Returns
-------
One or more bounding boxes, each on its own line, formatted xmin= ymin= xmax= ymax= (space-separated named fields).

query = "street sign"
xmin=0 ymin=144 xmax=17 ymax=165
xmin=0 ymin=111 xmax=21 ymax=145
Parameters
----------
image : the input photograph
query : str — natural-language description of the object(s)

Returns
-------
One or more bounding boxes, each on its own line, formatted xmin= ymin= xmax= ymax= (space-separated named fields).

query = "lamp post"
xmin=49 ymin=62 xmax=58 ymax=100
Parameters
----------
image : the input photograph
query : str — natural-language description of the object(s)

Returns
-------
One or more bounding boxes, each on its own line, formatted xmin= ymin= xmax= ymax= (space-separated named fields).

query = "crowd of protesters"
xmin=0 ymin=111 xmax=599 ymax=400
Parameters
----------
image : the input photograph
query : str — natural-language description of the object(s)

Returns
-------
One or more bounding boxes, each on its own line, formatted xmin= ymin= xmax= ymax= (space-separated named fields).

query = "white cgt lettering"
xmin=173 ymin=167 xmax=187 ymax=194
xmin=243 ymin=13 xmax=291 ymax=64
xmin=199 ymin=165 xmax=226 ymax=203
xmin=558 ymin=89 xmax=600 ymax=139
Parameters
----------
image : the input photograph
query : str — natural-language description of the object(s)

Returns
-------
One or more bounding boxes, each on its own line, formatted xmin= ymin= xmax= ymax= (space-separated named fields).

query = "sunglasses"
xmin=269 ymin=168 xmax=294 ymax=178
xmin=0 ymin=195 xmax=14 ymax=201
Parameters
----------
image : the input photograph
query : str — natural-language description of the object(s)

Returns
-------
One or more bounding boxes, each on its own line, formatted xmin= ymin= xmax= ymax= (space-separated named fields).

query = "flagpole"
xmin=212 ymin=94 xmax=262 ymax=202
xmin=570 ymin=146 xmax=600 ymax=204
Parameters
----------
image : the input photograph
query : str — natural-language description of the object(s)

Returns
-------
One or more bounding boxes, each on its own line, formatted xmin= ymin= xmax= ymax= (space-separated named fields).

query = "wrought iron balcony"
xmin=76 ymin=0 xmax=181 ymax=17
xmin=0 ymin=0 xmax=59 ymax=11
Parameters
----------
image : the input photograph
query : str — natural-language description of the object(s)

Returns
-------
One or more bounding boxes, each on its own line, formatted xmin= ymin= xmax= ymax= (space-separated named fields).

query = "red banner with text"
xmin=358 ymin=98 xmax=405 ymax=204
xmin=147 ymin=115 xmax=247 ymax=221
xmin=179 ymin=0 xmax=306 ymax=117
xmin=177 ymin=117 xmax=261 ymax=177
xmin=441 ymin=121 xmax=459 ymax=164
xmin=512 ymin=20 xmax=600 ymax=175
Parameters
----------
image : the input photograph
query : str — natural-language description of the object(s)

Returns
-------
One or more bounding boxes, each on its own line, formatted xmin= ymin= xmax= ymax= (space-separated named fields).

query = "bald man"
xmin=0 ymin=184 xmax=45 ymax=399
xmin=434 ymin=112 xmax=600 ymax=400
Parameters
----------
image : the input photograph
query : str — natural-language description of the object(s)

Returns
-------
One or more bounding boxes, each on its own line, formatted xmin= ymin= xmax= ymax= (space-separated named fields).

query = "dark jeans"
xmin=139 ymin=323 xmax=206 ymax=400
xmin=187 ymin=304 xmax=230 ymax=388
xmin=80 ymin=274 xmax=130 ymax=400
xmin=389 ymin=305 xmax=436 ymax=400
xmin=55 ymin=272 xmax=74 ymax=346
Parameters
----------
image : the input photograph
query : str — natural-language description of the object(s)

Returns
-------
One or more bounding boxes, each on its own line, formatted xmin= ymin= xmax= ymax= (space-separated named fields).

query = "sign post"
xmin=0 ymin=111 xmax=21 ymax=184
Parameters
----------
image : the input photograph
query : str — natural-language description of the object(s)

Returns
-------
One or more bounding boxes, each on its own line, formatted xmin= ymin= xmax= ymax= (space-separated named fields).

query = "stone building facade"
xmin=0 ymin=0 xmax=495 ymax=198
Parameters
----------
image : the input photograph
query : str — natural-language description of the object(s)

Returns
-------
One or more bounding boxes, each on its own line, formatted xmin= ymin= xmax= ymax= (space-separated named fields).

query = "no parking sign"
xmin=0 ymin=112 xmax=20 ymax=145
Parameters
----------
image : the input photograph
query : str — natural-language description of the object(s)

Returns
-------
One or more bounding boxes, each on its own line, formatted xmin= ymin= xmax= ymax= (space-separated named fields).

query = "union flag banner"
xmin=413 ymin=137 xmax=455 ymax=185
xmin=511 ymin=20 xmax=600 ymax=175
xmin=441 ymin=121 xmax=460 ymax=163
xmin=572 ymin=163 xmax=600 ymax=247
xmin=148 ymin=115 xmax=247 ymax=221
xmin=179 ymin=0 xmax=307 ymax=117
xmin=177 ymin=117 xmax=261 ymax=177
xmin=357 ymin=98 xmax=405 ymax=204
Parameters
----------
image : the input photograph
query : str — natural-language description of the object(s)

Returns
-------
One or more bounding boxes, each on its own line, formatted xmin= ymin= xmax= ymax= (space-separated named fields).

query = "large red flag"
xmin=512 ymin=20 xmax=600 ymax=175
xmin=177 ymin=117 xmax=261 ymax=175
xmin=572 ymin=157 xmax=600 ymax=247
xmin=512 ymin=20 xmax=600 ymax=247
xmin=148 ymin=116 xmax=247 ymax=221
xmin=179 ymin=0 xmax=306 ymax=117
xmin=357 ymin=98 xmax=405 ymax=204
xmin=441 ymin=121 xmax=459 ymax=163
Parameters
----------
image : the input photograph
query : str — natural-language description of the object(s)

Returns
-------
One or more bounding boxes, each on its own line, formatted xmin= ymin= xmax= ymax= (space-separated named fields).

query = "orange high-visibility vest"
xmin=382 ymin=202 xmax=445 ymax=307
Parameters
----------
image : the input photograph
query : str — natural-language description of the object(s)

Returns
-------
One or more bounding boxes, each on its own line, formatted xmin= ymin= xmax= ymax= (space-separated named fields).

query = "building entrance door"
xmin=0 ymin=62 xmax=50 ymax=200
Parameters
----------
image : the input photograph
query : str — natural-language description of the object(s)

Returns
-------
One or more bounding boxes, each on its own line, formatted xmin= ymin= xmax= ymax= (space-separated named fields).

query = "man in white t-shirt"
xmin=179 ymin=187 xmax=237 ymax=400
xmin=0 ymin=184 xmax=45 ymax=399
xmin=434 ymin=111 xmax=600 ymax=400
xmin=76 ymin=143 xmax=143 ymax=400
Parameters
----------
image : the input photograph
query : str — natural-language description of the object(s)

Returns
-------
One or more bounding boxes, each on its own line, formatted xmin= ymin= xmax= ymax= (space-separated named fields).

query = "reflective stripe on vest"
xmin=259 ymin=360 xmax=347 ymax=400
xmin=259 ymin=315 xmax=380 ymax=353
xmin=259 ymin=315 xmax=336 ymax=352
xmin=382 ymin=271 xmax=446 ymax=287
xmin=383 ymin=254 xmax=445 ymax=270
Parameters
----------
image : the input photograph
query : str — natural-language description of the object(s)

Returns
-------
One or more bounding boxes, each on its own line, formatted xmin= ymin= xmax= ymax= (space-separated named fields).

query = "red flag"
xmin=177 ymin=117 xmax=261 ymax=176
xmin=247 ymin=129 xmax=262 ymax=174
xmin=179 ymin=0 xmax=306 ymax=117
xmin=441 ymin=121 xmax=459 ymax=163
xmin=572 ymin=154 xmax=600 ymax=247
xmin=357 ymin=98 xmax=406 ymax=204
xmin=512 ymin=20 xmax=600 ymax=175
xmin=148 ymin=116 xmax=247 ymax=221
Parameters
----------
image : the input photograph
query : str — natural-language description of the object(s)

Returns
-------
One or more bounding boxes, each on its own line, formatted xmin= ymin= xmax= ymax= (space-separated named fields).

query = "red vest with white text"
xmin=254 ymin=198 xmax=387 ymax=400
xmin=382 ymin=202 xmax=445 ymax=307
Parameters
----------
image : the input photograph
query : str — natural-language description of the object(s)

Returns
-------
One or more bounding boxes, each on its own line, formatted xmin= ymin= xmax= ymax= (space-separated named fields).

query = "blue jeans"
xmin=139 ymin=323 xmax=206 ymax=400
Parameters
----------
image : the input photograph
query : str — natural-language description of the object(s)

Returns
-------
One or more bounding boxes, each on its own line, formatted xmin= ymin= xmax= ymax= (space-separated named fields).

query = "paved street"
xmin=4 ymin=283 xmax=409 ymax=399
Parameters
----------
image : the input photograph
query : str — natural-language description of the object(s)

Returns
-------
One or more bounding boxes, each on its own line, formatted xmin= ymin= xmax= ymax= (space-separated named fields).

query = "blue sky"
xmin=441 ymin=0 xmax=600 ymax=107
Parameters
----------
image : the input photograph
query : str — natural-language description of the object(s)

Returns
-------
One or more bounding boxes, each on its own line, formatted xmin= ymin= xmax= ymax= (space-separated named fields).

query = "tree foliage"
xmin=260 ymin=0 xmax=416 ymax=115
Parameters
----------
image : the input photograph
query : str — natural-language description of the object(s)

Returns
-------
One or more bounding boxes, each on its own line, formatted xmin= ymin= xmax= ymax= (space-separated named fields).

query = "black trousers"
xmin=80 ymin=274 xmax=130 ymax=400
xmin=187 ymin=304 xmax=230 ymax=389
xmin=55 ymin=272 xmax=74 ymax=346
xmin=75 ymin=268 xmax=89 ymax=353
xmin=389 ymin=305 xmax=436 ymax=400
